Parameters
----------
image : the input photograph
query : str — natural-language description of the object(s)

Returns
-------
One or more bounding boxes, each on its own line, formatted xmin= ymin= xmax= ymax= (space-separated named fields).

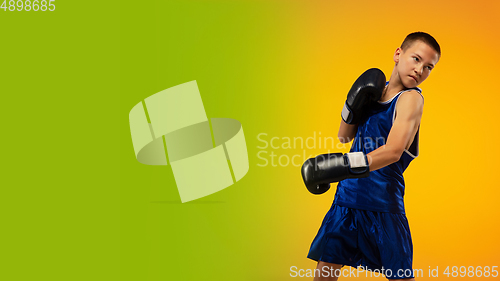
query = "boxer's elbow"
xmin=385 ymin=146 xmax=405 ymax=164
xmin=389 ymin=151 xmax=402 ymax=164
xmin=337 ymin=134 xmax=353 ymax=144
xmin=337 ymin=129 xmax=356 ymax=144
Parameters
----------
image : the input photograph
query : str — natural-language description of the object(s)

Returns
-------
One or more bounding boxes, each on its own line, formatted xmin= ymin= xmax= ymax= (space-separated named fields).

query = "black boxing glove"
xmin=301 ymin=152 xmax=370 ymax=194
xmin=341 ymin=68 xmax=386 ymax=124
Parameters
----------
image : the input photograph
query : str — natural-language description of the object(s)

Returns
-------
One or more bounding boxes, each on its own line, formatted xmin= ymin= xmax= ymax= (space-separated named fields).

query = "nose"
xmin=415 ymin=64 xmax=424 ymax=76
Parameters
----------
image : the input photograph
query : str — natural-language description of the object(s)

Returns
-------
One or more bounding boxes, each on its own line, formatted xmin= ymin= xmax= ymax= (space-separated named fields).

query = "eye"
xmin=413 ymin=57 xmax=419 ymax=62
xmin=426 ymin=66 xmax=433 ymax=71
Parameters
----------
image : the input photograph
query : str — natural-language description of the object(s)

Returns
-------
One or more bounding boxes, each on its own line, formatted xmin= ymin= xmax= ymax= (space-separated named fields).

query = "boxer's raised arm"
xmin=367 ymin=90 xmax=424 ymax=171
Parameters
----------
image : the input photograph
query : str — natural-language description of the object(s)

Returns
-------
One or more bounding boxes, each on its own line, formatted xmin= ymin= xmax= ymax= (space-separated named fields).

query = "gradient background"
xmin=1 ymin=0 xmax=499 ymax=280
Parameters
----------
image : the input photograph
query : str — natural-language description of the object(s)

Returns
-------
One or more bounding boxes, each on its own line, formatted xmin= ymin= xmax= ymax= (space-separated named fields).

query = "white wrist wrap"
xmin=346 ymin=152 xmax=367 ymax=168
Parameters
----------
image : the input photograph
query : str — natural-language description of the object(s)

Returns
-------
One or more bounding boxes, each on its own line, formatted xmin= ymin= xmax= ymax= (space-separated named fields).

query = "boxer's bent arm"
xmin=338 ymin=120 xmax=357 ymax=143
xmin=366 ymin=91 xmax=424 ymax=171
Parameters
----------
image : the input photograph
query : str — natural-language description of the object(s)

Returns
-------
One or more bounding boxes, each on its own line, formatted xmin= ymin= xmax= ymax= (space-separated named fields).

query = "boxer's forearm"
xmin=366 ymin=145 xmax=402 ymax=171
xmin=338 ymin=120 xmax=357 ymax=143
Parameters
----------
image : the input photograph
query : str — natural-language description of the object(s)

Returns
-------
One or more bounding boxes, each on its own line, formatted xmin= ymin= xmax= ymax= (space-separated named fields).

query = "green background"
xmin=3 ymin=0 xmax=500 ymax=280
xmin=2 ymin=1 xmax=322 ymax=280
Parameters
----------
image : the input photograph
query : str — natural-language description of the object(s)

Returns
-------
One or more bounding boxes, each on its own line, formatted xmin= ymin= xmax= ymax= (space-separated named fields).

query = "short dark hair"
xmin=401 ymin=32 xmax=441 ymax=57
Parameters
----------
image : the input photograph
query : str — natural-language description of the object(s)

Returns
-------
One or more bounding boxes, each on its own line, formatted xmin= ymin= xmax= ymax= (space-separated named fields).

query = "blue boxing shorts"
xmin=307 ymin=204 xmax=414 ymax=279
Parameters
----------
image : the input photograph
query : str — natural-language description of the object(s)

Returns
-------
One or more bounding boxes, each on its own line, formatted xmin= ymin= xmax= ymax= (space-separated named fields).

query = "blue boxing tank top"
xmin=333 ymin=86 xmax=423 ymax=214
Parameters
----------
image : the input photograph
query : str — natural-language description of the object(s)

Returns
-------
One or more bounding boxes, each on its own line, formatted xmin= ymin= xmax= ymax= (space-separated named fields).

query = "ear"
xmin=394 ymin=47 xmax=402 ymax=64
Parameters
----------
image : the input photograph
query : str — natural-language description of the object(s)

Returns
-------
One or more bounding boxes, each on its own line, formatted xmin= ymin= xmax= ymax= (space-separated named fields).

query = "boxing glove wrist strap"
xmin=345 ymin=152 xmax=369 ymax=176
xmin=341 ymin=102 xmax=353 ymax=124
xmin=346 ymin=152 xmax=367 ymax=168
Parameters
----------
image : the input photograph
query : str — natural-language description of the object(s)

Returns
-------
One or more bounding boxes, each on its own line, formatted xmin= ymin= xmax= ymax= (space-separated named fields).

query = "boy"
xmin=301 ymin=32 xmax=441 ymax=280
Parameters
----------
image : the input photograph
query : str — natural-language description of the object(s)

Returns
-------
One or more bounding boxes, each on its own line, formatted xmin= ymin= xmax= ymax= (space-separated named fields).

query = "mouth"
xmin=409 ymin=75 xmax=418 ymax=83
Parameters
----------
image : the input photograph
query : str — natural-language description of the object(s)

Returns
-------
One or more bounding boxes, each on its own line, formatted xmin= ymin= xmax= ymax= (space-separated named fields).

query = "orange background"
xmin=2 ymin=0 xmax=499 ymax=280
xmin=283 ymin=0 xmax=500 ymax=279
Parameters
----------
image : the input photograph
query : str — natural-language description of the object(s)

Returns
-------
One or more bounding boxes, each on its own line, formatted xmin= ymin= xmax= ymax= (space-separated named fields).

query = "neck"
xmin=380 ymin=66 xmax=407 ymax=102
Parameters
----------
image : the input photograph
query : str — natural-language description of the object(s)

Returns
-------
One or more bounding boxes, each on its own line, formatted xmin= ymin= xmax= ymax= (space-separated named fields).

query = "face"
xmin=394 ymin=40 xmax=440 ymax=88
